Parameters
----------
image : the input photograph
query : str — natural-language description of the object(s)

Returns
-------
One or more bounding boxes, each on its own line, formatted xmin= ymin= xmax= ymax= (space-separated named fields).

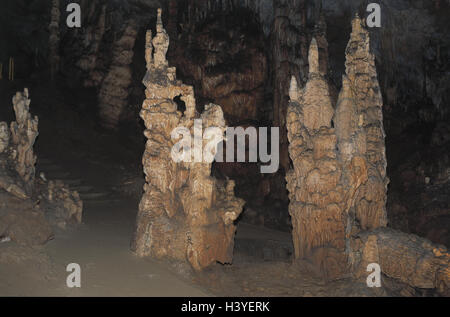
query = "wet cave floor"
xmin=0 ymin=143 xmax=381 ymax=297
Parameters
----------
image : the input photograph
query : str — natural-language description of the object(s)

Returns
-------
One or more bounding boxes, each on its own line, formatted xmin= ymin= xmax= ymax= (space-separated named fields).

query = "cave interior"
xmin=0 ymin=0 xmax=449 ymax=297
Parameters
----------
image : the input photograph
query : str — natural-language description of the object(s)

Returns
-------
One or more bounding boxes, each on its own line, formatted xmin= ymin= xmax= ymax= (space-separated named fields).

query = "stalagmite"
xmin=153 ymin=9 xmax=169 ymax=68
xmin=288 ymin=76 xmax=299 ymax=101
xmin=0 ymin=117 xmax=28 ymax=200
xmin=131 ymin=9 xmax=244 ymax=271
xmin=286 ymin=14 xmax=448 ymax=294
xmin=315 ymin=14 xmax=329 ymax=76
xmin=286 ymin=16 xmax=387 ymax=280
xmin=0 ymin=89 xmax=83 ymax=245
xmin=308 ymin=38 xmax=320 ymax=75
xmin=9 ymin=89 xmax=39 ymax=195
xmin=337 ymin=15 xmax=389 ymax=236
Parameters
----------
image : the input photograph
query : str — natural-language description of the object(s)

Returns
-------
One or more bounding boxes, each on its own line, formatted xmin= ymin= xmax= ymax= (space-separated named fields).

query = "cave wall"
xmin=318 ymin=0 xmax=450 ymax=128
xmin=165 ymin=2 xmax=269 ymax=126
xmin=2 ymin=0 xmax=448 ymax=128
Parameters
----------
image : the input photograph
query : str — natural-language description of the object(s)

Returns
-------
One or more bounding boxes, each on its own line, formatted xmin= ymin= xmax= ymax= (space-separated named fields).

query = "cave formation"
xmin=131 ymin=9 xmax=245 ymax=270
xmin=0 ymin=0 xmax=449 ymax=298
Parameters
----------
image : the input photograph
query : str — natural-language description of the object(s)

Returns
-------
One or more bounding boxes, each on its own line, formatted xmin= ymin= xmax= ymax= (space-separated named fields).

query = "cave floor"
xmin=0 ymin=198 xmax=386 ymax=297
xmin=0 ymin=198 xmax=210 ymax=297
xmin=0 ymin=144 xmax=388 ymax=297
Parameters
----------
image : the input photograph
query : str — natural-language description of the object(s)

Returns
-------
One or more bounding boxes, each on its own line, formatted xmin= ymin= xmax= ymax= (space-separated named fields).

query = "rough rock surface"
xmin=131 ymin=10 xmax=245 ymax=271
xmin=75 ymin=4 xmax=107 ymax=88
xmin=350 ymin=228 xmax=450 ymax=296
xmin=287 ymin=15 xmax=449 ymax=294
xmin=8 ymin=90 xmax=39 ymax=196
xmin=167 ymin=6 xmax=268 ymax=126
xmin=336 ymin=16 xmax=389 ymax=237
xmin=0 ymin=192 xmax=53 ymax=246
xmin=36 ymin=179 xmax=83 ymax=230
xmin=286 ymin=16 xmax=388 ymax=280
xmin=0 ymin=89 xmax=83 ymax=246
xmin=98 ymin=22 xmax=138 ymax=129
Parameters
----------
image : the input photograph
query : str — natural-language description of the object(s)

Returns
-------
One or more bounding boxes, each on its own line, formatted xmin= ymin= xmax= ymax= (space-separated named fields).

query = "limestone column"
xmin=131 ymin=9 xmax=244 ymax=271
xmin=286 ymin=16 xmax=388 ymax=280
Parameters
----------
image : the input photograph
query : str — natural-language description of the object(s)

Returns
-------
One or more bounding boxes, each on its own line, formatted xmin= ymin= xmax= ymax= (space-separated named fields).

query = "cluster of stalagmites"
xmin=286 ymin=16 xmax=449 ymax=294
xmin=0 ymin=89 xmax=82 ymax=246
xmin=131 ymin=10 xmax=244 ymax=271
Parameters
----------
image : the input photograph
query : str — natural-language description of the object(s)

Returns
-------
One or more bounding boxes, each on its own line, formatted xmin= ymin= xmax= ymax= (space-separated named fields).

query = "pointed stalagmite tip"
xmin=352 ymin=14 xmax=363 ymax=32
xmin=308 ymin=37 xmax=319 ymax=74
xmin=146 ymin=30 xmax=152 ymax=45
xmin=290 ymin=75 xmax=298 ymax=89
xmin=289 ymin=76 xmax=299 ymax=101
xmin=157 ymin=8 xmax=163 ymax=25
xmin=152 ymin=8 xmax=169 ymax=68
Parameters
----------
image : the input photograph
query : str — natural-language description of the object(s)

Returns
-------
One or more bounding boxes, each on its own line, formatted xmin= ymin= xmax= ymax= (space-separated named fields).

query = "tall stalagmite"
xmin=9 ymin=89 xmax=39 ymax=195
xmin=336 ymin=15 xmax=389 ymax=243
xmin=286 ymin=16 xmax=387 ymax=280
xmin=131 ymin=9 xmax=244 ymax=271
xmin=0 ymin=89 xmax=83 ymax=245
